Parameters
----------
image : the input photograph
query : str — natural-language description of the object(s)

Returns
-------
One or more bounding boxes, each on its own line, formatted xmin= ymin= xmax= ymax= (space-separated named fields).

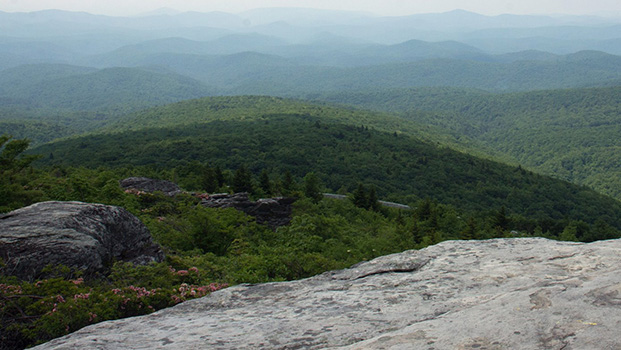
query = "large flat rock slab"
xmin=0 ymin=201 xmax=164 ymax=280
xmin=33 ymin=238 xmax=621 ymax=349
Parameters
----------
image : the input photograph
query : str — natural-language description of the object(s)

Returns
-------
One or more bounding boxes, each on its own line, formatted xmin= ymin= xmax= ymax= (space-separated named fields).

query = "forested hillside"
xmin=30 ymin=97 xmax=621 ymax=232
xmin=0 ymin=64 xmax=217 ymax=112
xmin=77 ymin=50 xmax=621 ymax=94
xmin=0 ymin=64 xmax=219 ymax=145
xmin=314 ymin=86 xmax=621 ymax=200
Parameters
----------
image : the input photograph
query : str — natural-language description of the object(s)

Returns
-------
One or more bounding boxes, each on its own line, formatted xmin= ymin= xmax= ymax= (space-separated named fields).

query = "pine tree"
xmin=352 ymin=183 xmax=368 ymax=209
xmin=303 ymin=172 xmax=322 ymax=203
xmin=367 ymin=185 xmax=380 ymax=211
xmin=463 ymin=217 xmax=477 ymax=240
xmin=214 ymin=166 xmax=224 ymax=187
xmin=233 ymin=165 xmax=253 ymax=194
xmin=416 ymin=198 xmax=433 ymax=221
xmin=202 ymin=167 xmax=218 ymax=192
xmin=493 ymin=206 xmax=510 ymax=231
xmin=259 ymin=169 xmax=272 ymax=196
xmin=281 ymin=170 xmax=294 ymax=196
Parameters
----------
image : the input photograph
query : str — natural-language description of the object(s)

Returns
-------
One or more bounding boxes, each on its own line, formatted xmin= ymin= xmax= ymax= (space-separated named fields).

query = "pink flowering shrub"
xmin=0 ymin=263 xmax=227 ymax=349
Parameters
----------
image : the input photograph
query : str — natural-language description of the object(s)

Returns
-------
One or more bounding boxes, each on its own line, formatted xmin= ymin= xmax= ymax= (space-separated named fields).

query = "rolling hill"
xmin=313 ymin=86 xmax=621 ymax=201
xmin=79 ymin=49 xmax=621 ymax=94
xmin=30 ymin=96 xmax=621 ymax=232
xmin=0 ymin=64 xmax=217 ymax=111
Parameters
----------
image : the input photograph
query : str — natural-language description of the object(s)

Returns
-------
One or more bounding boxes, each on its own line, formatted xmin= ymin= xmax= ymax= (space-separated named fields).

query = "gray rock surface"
xmin=202 ymin=193 xmax=296 ymax=229
xmin=33 ymin=238 xmax=621 ymax=349
xmin=119 ymin=177 xmax=182 ymax=196
xmin=0 ymin=201 xmax=164 ymax=280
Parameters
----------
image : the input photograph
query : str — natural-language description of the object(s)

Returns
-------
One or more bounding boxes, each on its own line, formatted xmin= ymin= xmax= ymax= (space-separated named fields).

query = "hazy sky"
xmin=1 ymin=0 xmax=621 ymax=17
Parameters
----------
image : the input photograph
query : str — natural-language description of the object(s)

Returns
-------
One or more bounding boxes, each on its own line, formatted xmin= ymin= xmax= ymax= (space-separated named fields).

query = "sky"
xmin=1 ymin=0 xmax=621 ymax=17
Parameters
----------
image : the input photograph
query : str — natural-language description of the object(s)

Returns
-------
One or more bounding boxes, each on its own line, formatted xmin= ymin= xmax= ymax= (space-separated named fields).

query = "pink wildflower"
xmin=189 ymin=267 xmax=199 ymax=273
xmin=178 ymin=283 xmax=189 ymax=293
xmin=71 ymin=278 xmax=84 ymax=285
xmin=0 ymin=284 xmax=23 ymax=294
xmin=73 ymin=293 xmax=90 ymax=300
xmin=176 ymin=270 xmax=189 ymax=276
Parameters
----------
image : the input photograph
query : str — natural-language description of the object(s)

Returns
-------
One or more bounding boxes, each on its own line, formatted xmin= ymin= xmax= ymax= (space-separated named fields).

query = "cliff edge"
xmin=33 ymin=238 xmax=621 ymax=349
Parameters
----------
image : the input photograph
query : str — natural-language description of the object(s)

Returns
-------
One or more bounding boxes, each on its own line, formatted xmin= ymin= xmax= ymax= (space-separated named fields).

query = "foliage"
xmin=314 ymin=86 xmax=621 ymax=201
xmin=0 ymin=136 xmax=42 ymax=212
xmin=30 ymin=112 xmax=621 ymax=230
xmin=303 ymin=172 xmax=323 ymax=204
xmin=232 ymin=165 xmax=254 ymax=194
xmin=351 ymin=183 xmax=380 ymax=211
xmin=0 ymin=263 xmax=227 ymax=349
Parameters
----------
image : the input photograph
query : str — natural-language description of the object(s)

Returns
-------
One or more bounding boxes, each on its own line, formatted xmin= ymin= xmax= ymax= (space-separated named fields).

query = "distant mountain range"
xmin=0 ymin=7 xmax=619 ymax=206
xmin=1 ymin=8 xmax=620 ymax=69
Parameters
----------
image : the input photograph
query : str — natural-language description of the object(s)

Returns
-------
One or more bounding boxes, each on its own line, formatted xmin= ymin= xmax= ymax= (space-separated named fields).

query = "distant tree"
xmin=0 ymin=135 xmax=36 ymax=171
xmin=462 ymin=217 xmax=477 ymax=240
xmin=233 ymin=165 xmax=253 ymax=193
xmin=303 ymin=172 xmax=322 ymax=203
xmin=214 ymin=166 xmax=225 ymax=187
xmin=259 ymin=169 xmax=272 ymax=196
xmin=202 ymin=167 xmax=219 ymax=193
xmin=281 ymin=170 xmax=295 ymax=196
xmin=0 ymin=136 xmax=41 ymax=212
xmin=352 ymin=183 xmax=368 ymax=209
xmin=411 ymin=224 xmax=424 ymax=244
xmin=367 ymin=185 xmax=380 ymax=211
xmin=415 ymin=198 xmax=433 ymax=221
xmin=493 ymin=206 xmax=510 ymax=232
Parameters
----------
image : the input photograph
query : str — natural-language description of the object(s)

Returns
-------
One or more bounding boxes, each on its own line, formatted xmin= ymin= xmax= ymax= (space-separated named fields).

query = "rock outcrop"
xmin=201 ymin=193 xmax=296 ymax=229
xmin=32 ymin=238 xmax=621 ymax=349
xmin=0 ymin=201 xmax=164 ymax=280
xmin=119 ymin=177 xmax=182 ymax=197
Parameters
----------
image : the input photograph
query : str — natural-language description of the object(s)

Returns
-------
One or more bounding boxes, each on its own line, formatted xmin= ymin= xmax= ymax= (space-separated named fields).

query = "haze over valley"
xmin=1 ymin=2 xmax=621 ymax=349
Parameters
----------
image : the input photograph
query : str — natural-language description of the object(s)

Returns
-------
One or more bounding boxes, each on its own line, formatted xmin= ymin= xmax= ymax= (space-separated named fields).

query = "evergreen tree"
xmin=367 ymin=185 xmax=380 ymax=211
xmin=352 ymin=183 xmax=368 ymax=209
xmin=303 ymin=172 xmax=322 ymax=203
xmin=462 ymin=217 xmax=477 ymax=240
xmin=214 ymin=166 xmax=224 ymax=187
xmin=202 ymin=167 xmax=218 ymax=193
xmin=416 ymin=198 xmax=433 ymax=221
xmin=259 ymin=169 xmax=272 ymax=196
xmin=493 ymin=206 xmax=510 ymax=232
xmin=281 ymin=170 xmax=295 ymax=195
xmin=0 ymin=136 xmax=40 ymax=212
xmin=233 ymin=165 xmax=253 ymax=193
xmin=411 ymin=224 xmax=424 ymax=244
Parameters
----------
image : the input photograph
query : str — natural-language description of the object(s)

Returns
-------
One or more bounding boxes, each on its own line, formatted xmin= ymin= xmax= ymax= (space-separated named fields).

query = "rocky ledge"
xmin=201 ymin=193 xmax=296 ymax=229
xmin=119 ymin=177 xmax=182 ymax=197
xmin=33 ymin=238 xmax=621 ymax=349
xmin=0 ymin=201 xmax=164 ymax=280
